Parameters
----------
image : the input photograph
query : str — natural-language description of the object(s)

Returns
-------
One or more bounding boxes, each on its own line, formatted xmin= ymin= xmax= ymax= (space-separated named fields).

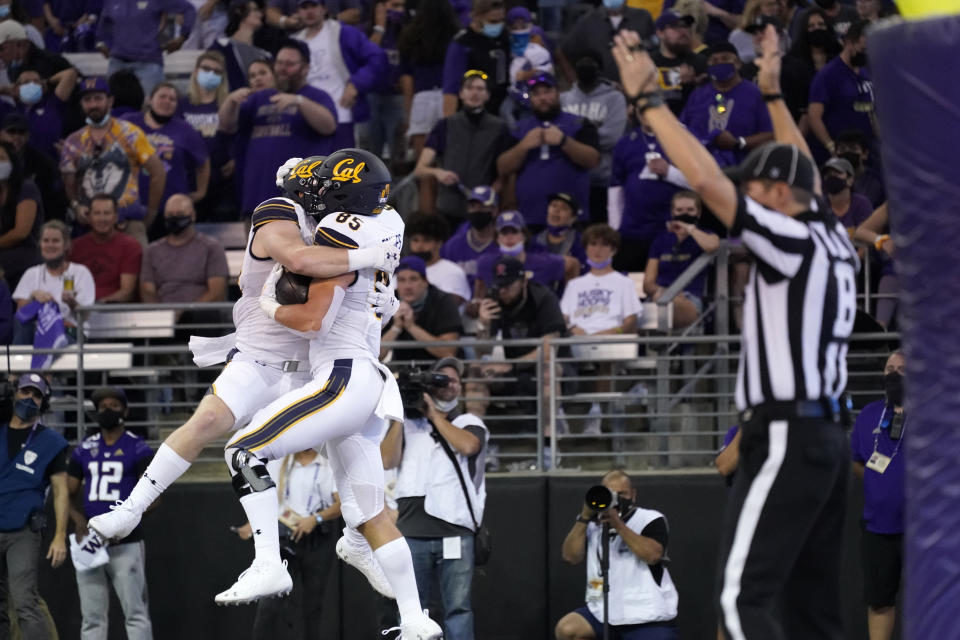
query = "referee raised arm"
xmin=612 ymin=26 xmax=857 ymax=640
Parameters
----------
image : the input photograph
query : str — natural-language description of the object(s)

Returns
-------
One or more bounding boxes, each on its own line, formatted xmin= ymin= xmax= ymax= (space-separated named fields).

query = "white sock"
xmin=240 ymin=489 xmax=281 ymax=564
xmin=374 ymin=537 xmax=422 ymax=623
xmin=126 ymin=443 xmax=190 ymax=513
xmin=344 ymin=526 xmax=367 ymax=549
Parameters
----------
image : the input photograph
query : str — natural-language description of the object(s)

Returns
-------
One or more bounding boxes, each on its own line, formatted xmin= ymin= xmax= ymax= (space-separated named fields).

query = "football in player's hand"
xmin=275 ymin=269 xmax=312 ymax=305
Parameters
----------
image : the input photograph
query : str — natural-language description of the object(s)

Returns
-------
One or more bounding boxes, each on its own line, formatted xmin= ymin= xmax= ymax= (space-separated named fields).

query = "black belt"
xmin=740 ymin=395 xmax=852 ymax=426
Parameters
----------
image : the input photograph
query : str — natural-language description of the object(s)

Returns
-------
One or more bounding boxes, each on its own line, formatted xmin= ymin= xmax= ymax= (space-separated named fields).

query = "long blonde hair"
xmin=274 ymin=454 xmax=295 ymax=502
xmin=187 ymin=51 xmax=229 ymax=107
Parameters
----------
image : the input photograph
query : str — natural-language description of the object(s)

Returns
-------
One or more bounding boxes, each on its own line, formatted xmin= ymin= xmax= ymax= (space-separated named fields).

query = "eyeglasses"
xmin=464 ymin=69 xmax=489 ymax=81
xmin=198 ymin=65 xmax=223 ymax=74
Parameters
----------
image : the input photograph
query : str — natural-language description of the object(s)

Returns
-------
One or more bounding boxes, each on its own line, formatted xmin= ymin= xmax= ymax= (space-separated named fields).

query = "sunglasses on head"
xmin=464 ymin=69 xmax=489 ymax=81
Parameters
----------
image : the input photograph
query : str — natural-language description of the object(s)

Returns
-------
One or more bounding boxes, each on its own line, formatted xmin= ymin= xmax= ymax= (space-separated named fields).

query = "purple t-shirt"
xmin=122 ymin=112 xmax=209 ymax=210
xmin=851 ymin=399 xmax=905 ymax=534
xmin=24 ymin=92 xmax=66 ymax=162
xmin=178 ymin=97 xmax=232 ymax=177
xmin=440 ymin=222 xmax=501 ymax=289
xmin=68 ymin=431 xmax=153 ymax=519
xmin=610 ymin=127 xmax=684 ymax=240
xmin=832 ymin=192 xmax=873 ymax=231
xmin=476 ymin=250 xmax=566 ymax=294
xmin=399 ymin=60 xmax=445 ymax=93
xmin=512 ymin=112 xmax=598 ymax=225
xmin=237 ymin=86 xmax=338 ymax=214
xmin=649 ymin=231 xmax=707 ymax=298
xmin=808 ymin=57 xmax=875 ymax=142
xmin=680 ymin=80 xmax=772 ymax=167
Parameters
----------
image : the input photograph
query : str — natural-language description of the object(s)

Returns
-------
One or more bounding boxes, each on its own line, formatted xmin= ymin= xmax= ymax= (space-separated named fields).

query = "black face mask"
xmin=823 ymin=174 xmax=848 ymax=195
xmin=575 ymin=60 xmax=600 ymax=90
xmin=806 ymin=28 xmax=833 ymax=48
xmin=411 ymin=250 xmax=433 ymax=263
xmin=165 ymin=215 xmax=193 ymax=235
xmin=850 ymin=51 xmax=868 ymax=67
xmin=468 ymin=211 xmax=494 ymax=230
xmin=815 ymin=0 xmax=836 ymax=9
xmin=839 ymin=152 xmax=862 ymax=172
xmin=884 ymin=372 xmax=903 ymax=406
xmin=673 ymin=214 xmax=698 ymax=224
xmin=149 ymin=109 xmax=173 ymax=125
xmin=96 ymin=409 xmax=124 ymax=430
xmin=617 ymin=494 xmax=635 ymax=518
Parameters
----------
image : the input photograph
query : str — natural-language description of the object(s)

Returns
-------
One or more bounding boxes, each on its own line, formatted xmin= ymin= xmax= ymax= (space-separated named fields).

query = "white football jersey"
xmin=308 ymin=206 xmax=404 ymax=368
xmin=234 ymin=197 xmax=316 ymax=364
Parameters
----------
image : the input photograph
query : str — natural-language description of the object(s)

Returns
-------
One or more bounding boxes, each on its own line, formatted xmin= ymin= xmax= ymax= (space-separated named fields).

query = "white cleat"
xmin=214 ymin=558 xmax=292 ymax=606
xmin=382 ymin=609 xmax=443 ymax=639
xmin=336 ymin=535 xmax=396 ymax=599
xmin=88 ymin=500 xmax=142 ymax=541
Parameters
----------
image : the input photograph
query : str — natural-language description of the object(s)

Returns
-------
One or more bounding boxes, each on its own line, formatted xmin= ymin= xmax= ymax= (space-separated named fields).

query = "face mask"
xmin=412 ymin=250 xmax=433 ymax=263
xmin=839 ymin=152 xmax=861 ymax=172
xmin=96 ymin=409 xmax=124 ymax=430
xmin=674 ymin=214 xmax=698 ymax=225
xmin=815 ymin=0 xmax=836 ymax=8
xmin=387 ymin=8 xmax=405 ymax=21
xmin=85 ymin=113 xmax=110 ymax=128
xmin=482 ymin=21 xmax=503 ymax=38
xmin=547 ymin=224 xmax=570 ymax=235
xmin=196 ymin=69 xmax=222 ymax=90
xmin=587 ymin=257 xmax=612 ymax=269
xmin=823 ymin=174 xmax=848 ymax=195
xmin=884 ymin=372 xmax=903 ymax=406
xmin=0 ymin=5 xmax=10 ymax=18
xmin=850 ymin=51 xmax=868 ymax=67
xmin=468 ymin=211 xmax=493 ymax=229
xmin=510 ymin=31 xmax=531 ymax=57
xmin=616 ymin=494 xmax=634 ymax=517
xmin=44 ymin=254 xmax=65 ymax=269
xmin=575 ymin=60 xmax=600 ymax=89
xmin=806 ymin=28 xmax=833 ymax=48
xmin=431 ymin=396 xmax=458 ymax=413
xmin=14 ymin=397 xmax=40 ymax=421
xmin=708 ymin=63 xmax=737 ymax=83
xmin=0 ymin=161 xmax=12 ymax=181
xmin=18 ymin=82 xmax=42 ymax=105
xmin=165 ymin=215 xmax=193 ymax=235
xmin=603 ymin=0 xmax=625 ymax=9
xmin=499 ymin=240 xmax=524 ymax=256
xmin=150 ymin=109 xmax=173 ymax=125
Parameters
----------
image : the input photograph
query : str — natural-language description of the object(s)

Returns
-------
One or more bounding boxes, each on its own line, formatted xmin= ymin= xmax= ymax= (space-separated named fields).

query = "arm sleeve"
xmin=12 ymin=268 xmax=33 ymax=300
xmin=75 ymin=266 xmax=96 ymax=306
xmin=139 ymin=248 xmax=156 ymax=285
xmin=535 ymin=289 xmax=567 ymax=336
xmin=67 ymin=450 xmax=84 ymax=479
xmin=639 ymin=516 xmax=669 ymax=548
xmin=120 ymin=238 xmax=143 ymax=276
xmin=167 ymin=0 xmax=197 ymax=38
xmin=729 ymin=196 xmax=812 ymax=278
xmin=622 ymin=276 xmax=643 ymax=316
xmin=251 ymin=197 xmax=300 ymax=229
xmin=424 ymin=119 xmax=447 ymax=153
xmin=96 ymin=7 xmax=113 ymax=48
xmin=559 ymin=281 xmax=576 ymax=317
xmin=130 ymin=126 xmax=157 ymax=165
xmin=807 ymin=69 xmax=829 ymax=107
xmin=204 ymin=238 xmax=229 ymax=279
xmin=755 ymin=92 xmax=773 ymax=133
xmin=432 ymin=292 xmax=464 ymax=335
xmin=343 ymin=27 xmax=389 ymax=94
xmin=597 ymin=93 xmax=628 ymax=150
xmin=572 ymin=118 xmax=599 ymax=148
xmin=850 ymin=414 xmax=868 ymax=462
xmin=441 ymin=40 xmax=468 ymax=95
xmin=185 ymin=126 xmax=209 ymax=165
xmin=45 ymin=446 xmax=69 ymax=480
xmin=58 ymin=136 xmax=78 ymax=173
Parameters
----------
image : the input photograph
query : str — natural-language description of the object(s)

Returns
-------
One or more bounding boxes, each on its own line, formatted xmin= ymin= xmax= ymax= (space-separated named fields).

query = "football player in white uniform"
xmin=89 ymin=156 xmax=401 ymax=544
xmin=215 ymin=150 xmax=442 ymax=640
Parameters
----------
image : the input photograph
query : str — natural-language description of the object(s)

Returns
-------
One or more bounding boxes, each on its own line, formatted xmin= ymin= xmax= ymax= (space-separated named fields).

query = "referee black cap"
xmin=724 ymin=142 xmax=816 ymax=192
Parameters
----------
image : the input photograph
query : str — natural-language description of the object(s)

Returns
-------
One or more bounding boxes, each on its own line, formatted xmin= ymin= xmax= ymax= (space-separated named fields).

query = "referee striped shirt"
xmin=731 ymin=196 xmax=859 ymax=411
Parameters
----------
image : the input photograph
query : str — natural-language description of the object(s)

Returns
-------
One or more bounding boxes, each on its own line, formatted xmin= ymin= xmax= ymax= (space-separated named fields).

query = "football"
xmin=275 ymin=269 xmax=312 ymax=305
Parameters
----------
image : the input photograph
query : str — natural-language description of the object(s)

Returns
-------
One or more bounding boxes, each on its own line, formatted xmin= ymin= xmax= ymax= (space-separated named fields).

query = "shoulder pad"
xmin=314 ymin=226 xmax=360 ymax=249
xmin=252 ymin=197 xmax=299 ymax=229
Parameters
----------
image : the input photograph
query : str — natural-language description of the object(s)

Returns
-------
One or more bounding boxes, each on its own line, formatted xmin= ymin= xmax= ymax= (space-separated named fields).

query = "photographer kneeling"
xmin=557 ymin=470 xmax=678 ymax=640
xmin=381 ymin=358 xmax=488 ymax=640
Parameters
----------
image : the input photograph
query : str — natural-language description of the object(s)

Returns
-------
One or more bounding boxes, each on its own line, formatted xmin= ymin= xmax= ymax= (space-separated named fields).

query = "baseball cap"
xmin=744 ymin=14 xmax=782 ymax=33
xmin=1 ymin=112 xmax=29 ymax=133
xmin=467 ymin=185 xmax=498 ymax=207
xmin=396 ymin=255 xmax=427 ymax=278
xmin=548 ymin=192 xmax=580 ymax=215
xmin=725 ymin=143 xmax=816 ymax=192
xmin=823 ymin=157 xmax=855 ymax=177
xmin=704 ymin=41 xmax=739 ymax=59
xmin=17 ymin=373 xmax=49 ymax=397
xmin=524 ymin=71 xmax=556 ymax=89
xmin=91 ymin=386 xmax=128 ymax=408
xmin=430 ymin=357 xmax=465 ymax=378
xmin=655 ymin=10 xmax=695 ymax=31
xmin=496 ymin=210 xmax=526 ymax=231
xmin=298 ymin=0 xmax=322 ymax=5
xmin=492 ymin=256 xmax=525 ymax=287
xmin=78 ymin=76 xmax=111 ymax=97
xmin=0 ymin=20 xmax=27 ymax=46
xmin=506 ymin=6 xmax=532 ymax=24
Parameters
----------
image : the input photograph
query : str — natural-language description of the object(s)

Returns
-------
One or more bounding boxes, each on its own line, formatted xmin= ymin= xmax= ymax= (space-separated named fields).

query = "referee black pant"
xmin=717 ymin=417 xmax=848 ymax=640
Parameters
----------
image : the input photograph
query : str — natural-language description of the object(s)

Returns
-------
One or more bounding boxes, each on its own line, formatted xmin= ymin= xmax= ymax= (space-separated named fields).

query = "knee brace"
xmin=227 ymin=447 xmax=276 ymax=498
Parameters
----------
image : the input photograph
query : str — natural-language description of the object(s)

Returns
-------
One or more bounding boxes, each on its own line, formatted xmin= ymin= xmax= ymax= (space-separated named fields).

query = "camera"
xmin=395 ymin=367 xmax=452 ymax=419
xmin=584 ymin=485 xmax=634 ymax=519
xmin=485 ymin=286 xmax=501 ymax=303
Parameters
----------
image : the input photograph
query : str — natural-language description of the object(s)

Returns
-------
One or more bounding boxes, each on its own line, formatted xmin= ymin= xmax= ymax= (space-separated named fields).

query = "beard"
xmin=533 ymin=102 xmax=561 ymax=121
xmin=85 ymin=107 xmax=107 ymax=121
xmin=665 ymin=40 xmax=692 ymax=56
xmin=275 ymin=74 xmax=295 ymax=93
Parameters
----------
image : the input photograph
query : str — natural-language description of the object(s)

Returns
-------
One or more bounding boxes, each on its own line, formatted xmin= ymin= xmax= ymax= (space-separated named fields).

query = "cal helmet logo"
xmin=23 ymin=450 xmax=37 ymax=465
xmin=331 ymin=158 xmax=366 ymax=183
xmin=293 ymin=159 xmax=323 ymax=180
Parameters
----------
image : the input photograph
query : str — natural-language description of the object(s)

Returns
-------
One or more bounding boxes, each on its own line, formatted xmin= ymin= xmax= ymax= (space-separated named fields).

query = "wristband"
xmin=315 ymin=514 xmax=324 ymax=524
xmin=575 ymin=514 xmax=591 ymax=524
xmin=874 ymin=234 xmax=890 ymax=251
xmin=762 ymin=93 xmax=783 ymax=102
xmin=260 ymin=297 xmax=280 ymax=320
xmin=347 ymin=247 xmax=377 ymax=271
xmin=372 ymin=24 xmax=385 ymax=33
xmin=559 ymin=133 xmax=567 ymax=147
xmin=632 ymin=91 xmax=665 ymax=114
xmin=737 ymin=136 xmax=747 ymax=150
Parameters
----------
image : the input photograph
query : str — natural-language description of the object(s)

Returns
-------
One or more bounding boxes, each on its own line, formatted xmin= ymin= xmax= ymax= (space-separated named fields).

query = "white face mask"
xmin=431 ymin=396 xmax=458 ymax=414
xmin=499 ymin=240 xmax=524 ymax=256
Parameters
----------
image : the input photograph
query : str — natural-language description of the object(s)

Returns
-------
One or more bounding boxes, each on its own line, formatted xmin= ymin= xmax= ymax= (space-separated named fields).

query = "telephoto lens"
xmin=585 ymin=485 xmax=618 ymax=512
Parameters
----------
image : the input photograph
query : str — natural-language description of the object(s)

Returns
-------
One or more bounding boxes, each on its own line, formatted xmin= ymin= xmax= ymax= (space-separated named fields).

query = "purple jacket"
xmin=337 ymin=23 xmax=390 ymax=124
xmin=97 ymin=0 xmax=196 ymax=65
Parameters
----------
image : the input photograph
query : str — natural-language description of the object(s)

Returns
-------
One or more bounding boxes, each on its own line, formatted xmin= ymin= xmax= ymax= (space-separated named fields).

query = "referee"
xmin=612 ymin=26 xmax=857 ymax=640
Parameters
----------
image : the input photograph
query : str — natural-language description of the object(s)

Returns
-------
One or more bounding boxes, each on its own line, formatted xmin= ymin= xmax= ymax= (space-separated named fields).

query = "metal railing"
xmin=7 ymin=301 xmax=899 ymax=474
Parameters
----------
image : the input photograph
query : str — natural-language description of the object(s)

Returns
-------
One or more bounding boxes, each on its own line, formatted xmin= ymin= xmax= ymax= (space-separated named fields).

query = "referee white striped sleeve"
xmin=731 ymin=197 xmax=812 ymax=278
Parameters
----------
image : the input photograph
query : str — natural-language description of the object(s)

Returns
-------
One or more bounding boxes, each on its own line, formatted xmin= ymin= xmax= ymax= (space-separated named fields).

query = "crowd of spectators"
xmin=0 ymin=0 xmax=897 ymax=367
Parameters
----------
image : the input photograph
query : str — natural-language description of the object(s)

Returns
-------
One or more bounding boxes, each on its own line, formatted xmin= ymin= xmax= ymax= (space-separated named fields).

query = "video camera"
xmin=395 ymin=367 xmax=452 ymax=419
xmin=584 ymin=485 xmax=634 ymax=520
